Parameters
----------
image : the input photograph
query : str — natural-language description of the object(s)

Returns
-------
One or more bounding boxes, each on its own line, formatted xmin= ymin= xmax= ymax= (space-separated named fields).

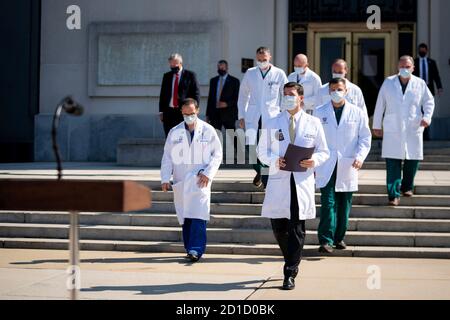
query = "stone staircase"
xmin=1 ymin=181 xmax=450 ymax=259
xmin=1 ymin=141 xmax=450 ymax=259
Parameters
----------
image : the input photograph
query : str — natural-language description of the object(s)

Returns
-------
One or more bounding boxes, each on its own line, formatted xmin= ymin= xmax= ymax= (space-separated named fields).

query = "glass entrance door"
xmin=313 ymin=31 xmax=391 ymax=117
xmin=314 ymin=32 xmax=352 ymax=83
xmin=352 ymin=33 xmax=391 ymax=117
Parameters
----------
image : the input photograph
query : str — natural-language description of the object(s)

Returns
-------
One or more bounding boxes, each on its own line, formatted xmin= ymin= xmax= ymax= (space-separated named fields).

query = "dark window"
xmin=399 ymin=32 xmax=414 ymax=58
xmin=290 ymin=0 xmax=417 ymax=23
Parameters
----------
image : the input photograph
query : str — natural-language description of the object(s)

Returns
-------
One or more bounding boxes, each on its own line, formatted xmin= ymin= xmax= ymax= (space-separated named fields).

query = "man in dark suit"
xmin=159 ymin=53 xmax=200 ymax=137
xmin=413 ymin=43 xmax=443 ymax=140
xmin=414 ymin=43 xmax=443 ymax=97
xmin=206 ymin=60 xmax=240 ymax=130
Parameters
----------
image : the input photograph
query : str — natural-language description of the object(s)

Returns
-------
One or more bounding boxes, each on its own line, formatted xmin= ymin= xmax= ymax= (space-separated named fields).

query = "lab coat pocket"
xmin=264 ymin=177 xmax=291 ymax=212
xmin=383 ymin=114 xmax=399 ymax=133
xmin=183 ymin=173 xmax=212 ymax=221
xmin=337 ymin=157 xmax=359 ymax=191
xmin=171 ymin=181 xmax=185 ymax=225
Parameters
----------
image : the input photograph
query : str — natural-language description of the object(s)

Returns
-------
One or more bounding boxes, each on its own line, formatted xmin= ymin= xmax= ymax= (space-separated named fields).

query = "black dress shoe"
xmin=253 ymin=172 xmax=263 ymax=188
xmin=282 ymin=277 xmax=295 ymax=290
xmin=335 ymin=241 xmax=347 ymax=250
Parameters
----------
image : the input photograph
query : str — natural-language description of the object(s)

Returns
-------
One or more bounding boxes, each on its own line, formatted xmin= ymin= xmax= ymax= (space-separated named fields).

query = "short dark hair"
xmin=284 ymin=82 xmax=304 ymax=96
xmin=181 ymin=98 xmax=199 ymax=109
xmin=256 ymin=47 xmax=271 ymax=55
xmin=418 ymin=43 xmax=428 ymax=50
xmin=329 ymin=78 xmax=347 ymax=87
xmin=218 ymin=60 xmax=228 ymax=66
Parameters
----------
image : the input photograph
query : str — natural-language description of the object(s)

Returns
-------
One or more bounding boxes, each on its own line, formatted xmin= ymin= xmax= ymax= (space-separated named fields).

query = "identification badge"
xmin=276 ymin=129 xmax=285 ymax=141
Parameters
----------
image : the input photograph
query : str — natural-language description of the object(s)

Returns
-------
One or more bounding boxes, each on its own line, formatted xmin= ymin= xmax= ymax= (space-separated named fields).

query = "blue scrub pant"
xmin=182 ymin=218 xmax=207 ymax=258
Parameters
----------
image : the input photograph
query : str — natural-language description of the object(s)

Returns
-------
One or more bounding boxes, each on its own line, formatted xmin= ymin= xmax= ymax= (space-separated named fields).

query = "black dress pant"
xmin=163 ymin=108 xmax=184 ymax=137
xmin=270 ymin=174 xmax=306 ymax=278
xmin=210 ymin=108 xmax=236 ymax=131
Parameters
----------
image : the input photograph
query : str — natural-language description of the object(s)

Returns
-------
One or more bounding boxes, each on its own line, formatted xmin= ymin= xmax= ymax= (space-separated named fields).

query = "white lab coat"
xmin=314 ymin=102 xmax=372 ymax=192
xmin=317 ymin=79 xmax=368 ymax=118
xmin=257 ymin=110 xmax=330 ymax=220
xmin=238 ymin=66 xmax=288 ymax=145
xmin=373 ymin=75 xmax=435 ymax=160
xmin=287 ymin=69 xmax=322 ymax=114
xmin=160 ymin=119 xmax=223 ymax=225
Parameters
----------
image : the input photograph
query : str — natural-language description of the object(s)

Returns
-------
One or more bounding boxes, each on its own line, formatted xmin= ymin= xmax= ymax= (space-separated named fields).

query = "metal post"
xmin=68 ymin=211 xmax=80 ymax=300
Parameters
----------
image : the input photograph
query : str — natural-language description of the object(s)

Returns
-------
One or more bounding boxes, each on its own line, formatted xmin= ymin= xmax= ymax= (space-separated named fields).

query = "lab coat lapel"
xmin=280 ymin=112 xmax=290 ymax=146
xmin=338 ymin=102 xmax=351 ymax=128
xmin=294 ymin=110 xmax=308 ymax=145
xmin=326 ymin=103 xmax=338 ymax=129
xmin=394 ymin=76 xmax=407 ymax=101
xmin=192 ymin=120 xmax=204 ymax=149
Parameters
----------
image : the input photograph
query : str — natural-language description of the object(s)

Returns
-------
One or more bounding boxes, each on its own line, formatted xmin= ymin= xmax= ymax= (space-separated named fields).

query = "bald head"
xmin=294 ymin=54 xmax=309 ymax=74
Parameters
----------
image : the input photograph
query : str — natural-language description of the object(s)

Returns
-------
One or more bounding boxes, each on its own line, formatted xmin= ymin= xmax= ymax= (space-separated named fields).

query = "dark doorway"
xmin=0 ymin=0 xmax=41 ymax=162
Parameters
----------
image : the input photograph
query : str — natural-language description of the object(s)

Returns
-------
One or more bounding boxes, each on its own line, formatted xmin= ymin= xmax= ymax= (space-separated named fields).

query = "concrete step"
xmin=2 ymin=211 xmax=450 ymax=233
xmin=366 ymin=155 xmax=450 ymax=162
xmin=2 ymin=237 xmax=450 ymax=259
xmin=142 ymin=181 xmax=450 ymax=195
xmin=151 ymin=191 xmax=450 ymax=207
xmin=362 ymin=162 xmax=450 ymax=171
xmin=146 ymin=202 xmax=450 ymax=219
xmin=1 ymin=223 xmax=450 ymax=247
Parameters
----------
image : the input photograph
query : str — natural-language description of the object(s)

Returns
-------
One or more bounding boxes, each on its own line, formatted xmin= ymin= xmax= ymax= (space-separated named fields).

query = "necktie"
xmin=289 ymin=116 xmax=296 ymax=144
xmin=217 ymin=77 xmax=224 ymax=107
xmin=422 ymin=59 xmax=428 ymax=84
xmin=173 ymin=73 xmax=179 ymax=108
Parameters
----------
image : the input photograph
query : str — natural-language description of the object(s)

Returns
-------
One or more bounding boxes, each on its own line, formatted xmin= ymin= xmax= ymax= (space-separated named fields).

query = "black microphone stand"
xmin=51 ymin=96 xmax=84 ymax=180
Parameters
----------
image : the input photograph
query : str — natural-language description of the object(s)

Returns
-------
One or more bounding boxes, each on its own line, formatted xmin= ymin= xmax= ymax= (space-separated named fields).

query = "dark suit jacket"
xmin=414 ymin=57 xmax=443 ymax=96
xmin=159 ymin=69 xmax=200 ymax=113
xmin=206 ymin=74 xmax=240 ymax=121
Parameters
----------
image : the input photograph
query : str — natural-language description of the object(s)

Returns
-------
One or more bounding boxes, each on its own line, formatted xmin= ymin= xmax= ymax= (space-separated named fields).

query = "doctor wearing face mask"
xmin=257 ymin=82 xmax=329 ymax=290
xmin=161 ymin=98 xmax=223 ymax=262
xmin=238 ymin=47 xmax=289 ymax=188
xmin=314 ymin=78 xmax=372 ymax=254
xmin=373 ymin=56 xmax=435 ymax=206
xmin=287 ymin=54 xmax=322 ymax=115
xmin=316 ymin=59 xmax=368 ymax=119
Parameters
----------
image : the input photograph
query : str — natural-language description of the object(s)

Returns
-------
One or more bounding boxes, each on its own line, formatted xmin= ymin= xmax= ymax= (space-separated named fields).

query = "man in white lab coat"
xmin=238 ymin=47 xmax=288 ymax=188
xmin=314 ymin=78 xmax=372 ymax=254
xmin=373 ymin=56 xmax=435 ymax=206
xmin=161 ymin=98 xmax=223 ymax=262
xmin=316 ymin=59 xmax=369 ymax=119
xmin=287 ymin=54 xmax=322 ymax=115
xmin=257 ymin=82 xmax=329 ymax=290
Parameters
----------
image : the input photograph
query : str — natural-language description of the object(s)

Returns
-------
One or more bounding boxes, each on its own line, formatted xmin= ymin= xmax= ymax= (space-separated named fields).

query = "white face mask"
xmin=257 ymin=61 xmax=270 ymax=70
xmin=183 ymin=114 xmax=197 ymax=125
xmin=399 ymin=68 xmax=412 ymax=78
xmin=332 ymin=73 xmax=346 ymax=79
xmin=294 ymin=67 xmax=305 ymax=75
xmin=281 ymin=95 xmax=299 ymax=111
xmin=330 ymin=90 xmax=345 ymax=104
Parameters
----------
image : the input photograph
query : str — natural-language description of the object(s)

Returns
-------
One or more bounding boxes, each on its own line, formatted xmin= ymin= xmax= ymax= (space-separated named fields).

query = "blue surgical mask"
xmin=184 ymin=114 xmax=197 ymax=125
xmin=399 ymin=68 xmax=412 ymax=78
xmin=330 ymin=90 xmax=345 ymax=104
xmin=281 ymin=95 xmax=298 ymax=111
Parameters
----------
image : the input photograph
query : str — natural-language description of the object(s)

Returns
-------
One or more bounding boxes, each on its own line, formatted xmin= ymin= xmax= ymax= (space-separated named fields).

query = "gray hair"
xmin=168 ymin=53 xmax=183 ymax=64
xmin=399 ymin=55 xmax=414 ymax=65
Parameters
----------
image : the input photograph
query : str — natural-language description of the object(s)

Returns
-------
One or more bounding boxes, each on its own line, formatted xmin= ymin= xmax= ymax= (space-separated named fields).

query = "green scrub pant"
xmin=386 ymin=159 xmax=420 ymax=201
xmin=318 ymin=167 xmax=353 ymax=246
